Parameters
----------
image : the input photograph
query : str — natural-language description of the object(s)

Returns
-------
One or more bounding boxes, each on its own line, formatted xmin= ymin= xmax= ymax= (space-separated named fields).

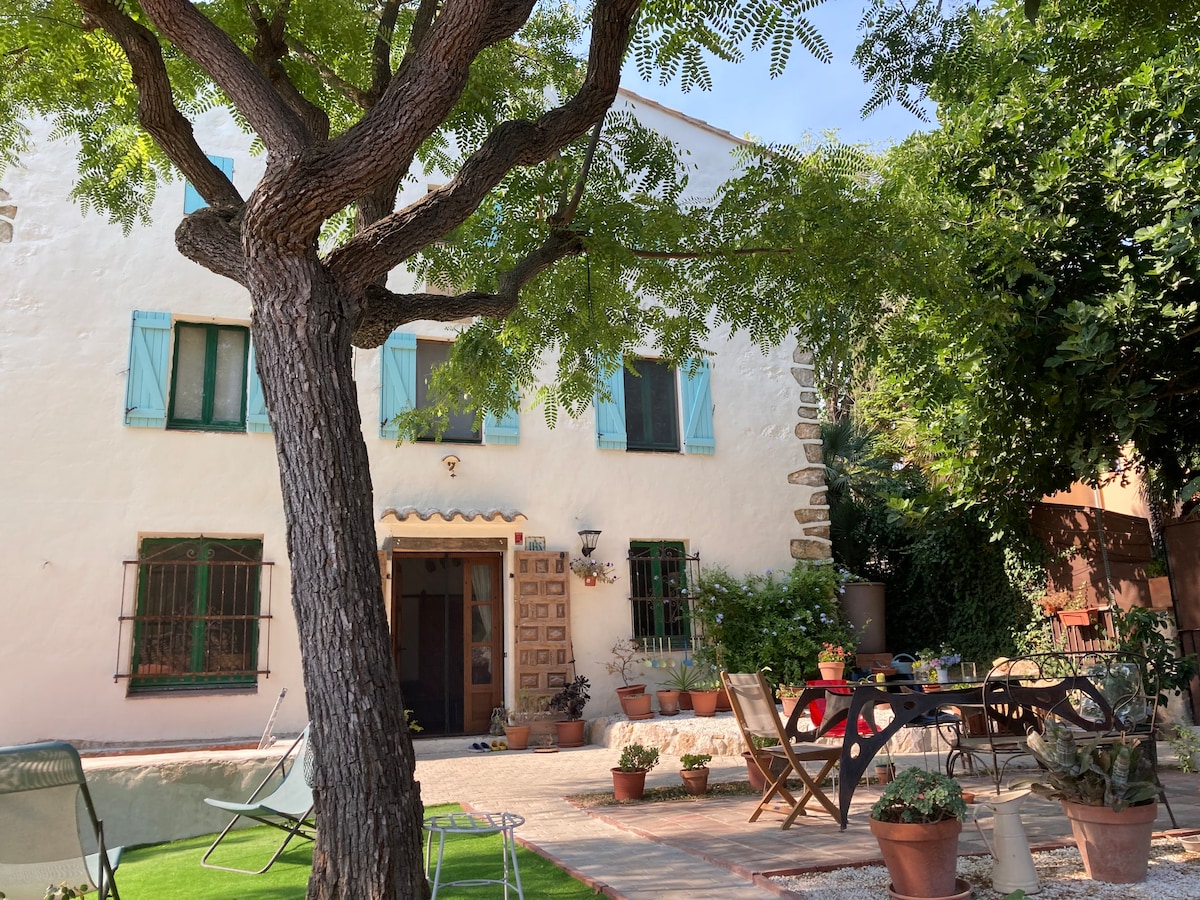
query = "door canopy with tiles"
xmin=513 ymin=551 xmax=573 ymax=705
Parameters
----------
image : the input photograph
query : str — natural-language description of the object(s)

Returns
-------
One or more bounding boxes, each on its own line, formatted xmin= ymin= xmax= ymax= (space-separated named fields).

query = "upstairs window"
xmin=379 ymin=331 xmax=519 ymax=444
xmin=595 ymin=356 xmax=714 ymax=454
xmin=168 ymin=322 xmax=249 ymax=431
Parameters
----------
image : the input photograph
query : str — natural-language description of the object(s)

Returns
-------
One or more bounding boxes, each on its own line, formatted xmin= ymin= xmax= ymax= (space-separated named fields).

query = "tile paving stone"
xmin=415 ymin=736 xmax=1200 ymax=899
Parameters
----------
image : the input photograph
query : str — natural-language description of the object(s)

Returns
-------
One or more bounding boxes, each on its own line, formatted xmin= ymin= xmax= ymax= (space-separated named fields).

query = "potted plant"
xmin=569 ymin=557 xmax=618 ymax=586
xmin=874 ymin=745 xmax=896 ymax=785
xmin=1040 ymin=585 xmax=1096 ymax=627
xmin=503 ymin=690 xmax=543 ymax=751
xmin=661 ymin=662 xmax=703 ymax=710
xmin=869 ymin=767 xmax=968 ymax=899
xmin=687 ymin=671 xmax=722 ymax=717
xmin=606 ymin=638 xmax=653 ymax=718
xmin=743 ymin=735 xmax=788 ymax=793
xmin=679 ymin=752 xmax=712 ymax=795
xmin=777 ymin=683 xmax=805 ymax=720
xmin=817 ymin=642 xmax=850 ymax=681
xmin=548 ymin=675 xmax=591 ymax=748
xmin=1015 ymin=719 xmax=1159 ymax=883
xmin=611 ymin=742 xmax=660 ymax=800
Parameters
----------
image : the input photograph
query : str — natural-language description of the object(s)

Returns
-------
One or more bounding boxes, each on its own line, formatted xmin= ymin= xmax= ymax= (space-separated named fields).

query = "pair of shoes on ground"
xmin=467 ymin=740 xmax=509 ymax=752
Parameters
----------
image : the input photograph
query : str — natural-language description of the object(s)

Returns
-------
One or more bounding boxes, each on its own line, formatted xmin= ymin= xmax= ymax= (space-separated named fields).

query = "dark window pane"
xmin=416 ymin=340 xmax=480 ymax=443
xmin=624 ymin=359 xmax=678 ymax=452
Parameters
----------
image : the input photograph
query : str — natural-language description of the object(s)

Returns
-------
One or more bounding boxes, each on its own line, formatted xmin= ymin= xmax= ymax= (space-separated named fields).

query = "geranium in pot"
xmin=611 ymin=742 xmax=660 ymax=801
xmin=1015 ymin=720 xmax=1159 ymax=883
xmin=548 ymin=675 xmax=591 ymax=748
xmin=817 ymin=642 xmax=851 ymax=681
xmin=569 ymin=557 xmax=618 ymax=586
xmin=869 ymin=767 xmax=968 ymax=899
xmin=679 ymin=753 xmax=712 ymax=796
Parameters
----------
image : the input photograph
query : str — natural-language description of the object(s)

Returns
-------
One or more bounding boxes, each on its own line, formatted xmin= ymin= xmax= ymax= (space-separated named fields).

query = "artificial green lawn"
xmin=117 ymin=804 xmax=598 ymax=898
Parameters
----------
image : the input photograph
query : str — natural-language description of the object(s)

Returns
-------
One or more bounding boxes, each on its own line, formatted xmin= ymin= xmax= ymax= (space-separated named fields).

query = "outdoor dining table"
xmin=783 ymin=672 xmax=1142 ymax=829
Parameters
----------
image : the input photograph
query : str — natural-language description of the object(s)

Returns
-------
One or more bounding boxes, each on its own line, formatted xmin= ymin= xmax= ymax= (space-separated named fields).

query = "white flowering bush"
xmin=692 ymin=561 xmax=850 ymax=686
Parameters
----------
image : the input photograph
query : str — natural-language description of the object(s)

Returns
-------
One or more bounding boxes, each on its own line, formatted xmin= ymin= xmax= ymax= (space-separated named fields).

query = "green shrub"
xmin=616 ymin=743 xmax=660 ymax=772
xmin=691 ymin=561 xmax=848 ymax=685
xmin=870 ymin=767 xmax=967 ymax=824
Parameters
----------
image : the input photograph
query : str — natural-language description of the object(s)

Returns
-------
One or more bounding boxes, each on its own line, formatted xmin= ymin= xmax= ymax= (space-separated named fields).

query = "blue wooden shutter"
xmin=124 ymin=310 xmax=171 ymax=428
xmin=245 ymin=342 xmax=272 ymax=433
xmin=379 ymin=331 xmax=417 ymax=439
xmin=681 ymin=359 xmax=715 ymax=455
xmin=594 ymin=357 xmax=627 ymax=450
xmin=483 ymin=403 xmax=520 ymax=445
xmin=184 ymin=155 xmax=234 ymax=214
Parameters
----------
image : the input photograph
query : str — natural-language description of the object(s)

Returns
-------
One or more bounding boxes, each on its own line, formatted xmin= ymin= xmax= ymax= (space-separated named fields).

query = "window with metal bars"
xmin=628 ymin=542 xmax=698 ymax=649
xmin=123 ymin=537 xmax=269 ymax=692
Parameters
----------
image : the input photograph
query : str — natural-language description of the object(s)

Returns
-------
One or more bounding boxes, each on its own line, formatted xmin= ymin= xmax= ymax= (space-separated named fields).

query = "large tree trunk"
xmin=248 ymin=243 xmax=426 ymax=900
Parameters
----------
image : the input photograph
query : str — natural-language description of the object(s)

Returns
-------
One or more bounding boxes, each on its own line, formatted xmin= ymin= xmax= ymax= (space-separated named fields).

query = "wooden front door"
xmin=513 ymin=551 xmax=573 ymax=707
xmin=391 ymin=552 xmax=503 ymax=735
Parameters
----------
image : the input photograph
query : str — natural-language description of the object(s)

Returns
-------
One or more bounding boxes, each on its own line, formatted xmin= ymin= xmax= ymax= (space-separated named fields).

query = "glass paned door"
xmin=465 ymin=561 xmax=503 ymax=734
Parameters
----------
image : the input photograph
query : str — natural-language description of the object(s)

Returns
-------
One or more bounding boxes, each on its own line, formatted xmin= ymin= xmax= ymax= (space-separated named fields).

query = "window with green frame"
xmin=628 ymin=541 xmax=697 ymax=649
xmin=167 ymin=322 xmax=249 ymax=431
xmin=130 ymin=537 xmax=264 ymax=692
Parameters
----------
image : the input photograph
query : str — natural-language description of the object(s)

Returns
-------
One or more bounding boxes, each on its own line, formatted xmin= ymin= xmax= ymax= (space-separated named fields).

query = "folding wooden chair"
xmin=201 ymin=725 xmax=316 ymax=873
xmin=722 ymin=672 xmax=841 ymax=828
xmin=0 ymin=741 xmax=122 ymax=900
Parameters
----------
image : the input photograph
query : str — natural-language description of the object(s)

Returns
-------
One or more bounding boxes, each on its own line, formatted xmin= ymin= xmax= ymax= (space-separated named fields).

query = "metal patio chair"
xmin=0 ymin=741 xmax=122 ymax=900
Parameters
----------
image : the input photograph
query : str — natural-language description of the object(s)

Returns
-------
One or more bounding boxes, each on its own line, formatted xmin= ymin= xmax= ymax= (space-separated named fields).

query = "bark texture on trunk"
xmin=246 ymin=240 xmax=425 ymax=900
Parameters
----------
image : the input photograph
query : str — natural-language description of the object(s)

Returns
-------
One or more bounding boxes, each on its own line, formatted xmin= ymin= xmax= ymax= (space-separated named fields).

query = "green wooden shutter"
xmin=124 ymin=310 xmax=172 ymax=428
xmin=245 ymin=342 xmax=272 ymax=433
xmin=483 ymin=403 xmax=520 ymax=445
xmin=594 ymin=356 xmax=627 ymax=450
xmin=681 ymin=359 xmax=715 ymax=455
xmin=184 ymin=155 xmax=233 ymax=214
xmin=380 ymin=331 xmax=417 ymax=439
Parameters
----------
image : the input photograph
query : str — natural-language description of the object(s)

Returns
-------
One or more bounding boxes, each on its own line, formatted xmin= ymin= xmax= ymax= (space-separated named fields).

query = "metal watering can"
xmin=973 ymin=789 xmax=1040 ymax=895
xmin=891 ymin=653 xmax=915 ymax=676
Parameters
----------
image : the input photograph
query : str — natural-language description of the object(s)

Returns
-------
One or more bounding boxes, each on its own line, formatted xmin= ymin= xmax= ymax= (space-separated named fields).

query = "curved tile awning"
xmin=380 ymin=506 xmax=526 ymax=523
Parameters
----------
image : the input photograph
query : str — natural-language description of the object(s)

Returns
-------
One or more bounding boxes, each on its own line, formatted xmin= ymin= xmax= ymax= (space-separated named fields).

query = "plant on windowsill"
xmin=869 ymin=767 xmax=967 ymax=899
xmin=569 ymin=557 xmax=618 ymax=586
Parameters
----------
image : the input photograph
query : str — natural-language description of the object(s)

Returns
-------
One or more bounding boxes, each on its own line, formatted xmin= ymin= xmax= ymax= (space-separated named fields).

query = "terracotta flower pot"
xmin=616 ymin=684 xmax=647 ymax=697
xmin=818 ymin=662 xmax=846 ymax=681
xmin=656 ymin=689 xmax=681 ymax=715
xmin=780 ymin=696 xmax=800 ymax=720
xmin=554 ymin=719 xmax=587 ymax=748
xmin=583 ymin=575 xmax=597 ymax=586
xmin=689 ymin=689 xmax=720 ymax=717
xmin=678 ymin=690 xmax=693 ymax=711
xmin=503 ymin=724 xmax=531 ymax=751
xmin=1057 ymin=608 xmax=1098 ymax=627
xmin=868 ymin=816 xmax=963 ymax=899
xmin=611 ymin=768 xmax=648 ymax=801
xmin=620 ymin=692 xmax=654 ymax=719
xmin=680 ymin=767 xmax=710 ymax=796
xmin=874 ymin=762 xmax=896 ymax=785
xmin=1062 ymin=799 xmax=1157 ymax=883
xmin=743 ymin=750 xmax=789 ymax=793
xmin=716 ymin=685 xmax=732 ymax=712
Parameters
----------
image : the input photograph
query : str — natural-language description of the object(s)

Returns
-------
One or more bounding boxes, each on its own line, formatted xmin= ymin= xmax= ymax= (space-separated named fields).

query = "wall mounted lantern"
xmin=578 ymin=529 xmax=601 ymax=558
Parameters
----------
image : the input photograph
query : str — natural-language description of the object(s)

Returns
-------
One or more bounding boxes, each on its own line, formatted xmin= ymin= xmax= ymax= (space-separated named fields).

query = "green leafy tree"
xmin=857 ymin=0 xmax=1200 ymax=515
xmin=0 ymin=2 xmax=843 ymax=897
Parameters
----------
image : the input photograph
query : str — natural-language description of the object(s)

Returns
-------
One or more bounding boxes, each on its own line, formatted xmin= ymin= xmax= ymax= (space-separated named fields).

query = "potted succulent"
xmin=679 ymin=753 xmax=712 ymax=795
xmin=548 ymin=675 xmax=591 ymax=748
xmin=611 ymin=742 xmax=660 ymax=800
xmin=777 ymin=683 xmax=805 ymax=720
xmin=869 ymin=767 xmax=968 ymax=899
xmin=661 ymin=662 xmax=703 ymax=710
xmin=569 ymin=557 xmax=618 ymax=586
xmin=1015 ymin=719 xmax=1159 ymax=883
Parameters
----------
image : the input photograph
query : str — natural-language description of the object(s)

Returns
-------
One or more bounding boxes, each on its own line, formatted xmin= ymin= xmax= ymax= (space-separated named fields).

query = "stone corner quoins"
xmin=790 ymin=346 xmax=831 ymax=562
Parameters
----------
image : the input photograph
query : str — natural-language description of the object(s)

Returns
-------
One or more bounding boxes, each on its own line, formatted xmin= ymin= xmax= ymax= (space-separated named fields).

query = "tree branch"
xmin=629 ymin=246 xmax=795 ymax=259
xmin=353 ymin=227 xmax=587 ymax=346
xmin=245 ymin=0 xmax=331 ymax=139
xmin=288 ymin=35 xmax=373 ymax=109
xmin=174 ymin=206 xmax=248 ymax=284
xmin=138 ymin=0 xmax=311 ymax=154
xmin=326 ymin=0 xmax=639 ymax=291
xmin=75 ymin=0 xmax=243 ymax=209
xmin=549 ymin=118 xmax=604 ymax=226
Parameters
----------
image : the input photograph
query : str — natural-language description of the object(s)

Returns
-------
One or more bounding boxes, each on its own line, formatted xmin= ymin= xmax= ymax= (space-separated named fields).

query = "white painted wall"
xmin=0 ymin=92 xmax=802 ymax=747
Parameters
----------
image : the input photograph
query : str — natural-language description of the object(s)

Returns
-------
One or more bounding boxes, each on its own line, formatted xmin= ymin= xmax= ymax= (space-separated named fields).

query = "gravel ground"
xmin=771 ymin=836 xmax=1200 ymax=899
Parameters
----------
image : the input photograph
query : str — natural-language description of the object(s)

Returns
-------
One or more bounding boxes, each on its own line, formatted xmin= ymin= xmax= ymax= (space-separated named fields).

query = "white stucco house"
xmin=0 ymin=89 xmax=827 ymax=748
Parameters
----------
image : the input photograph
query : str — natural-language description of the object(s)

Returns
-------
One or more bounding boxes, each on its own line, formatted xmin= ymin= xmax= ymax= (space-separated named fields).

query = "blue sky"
xmin=622 ymin=2 xmax=928 ymax=148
